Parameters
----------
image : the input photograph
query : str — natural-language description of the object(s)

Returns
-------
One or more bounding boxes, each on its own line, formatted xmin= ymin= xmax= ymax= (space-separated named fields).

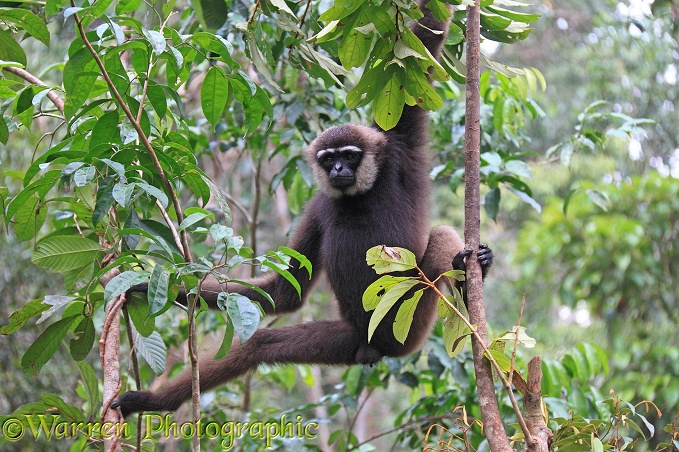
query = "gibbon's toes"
xmin=111 ymin=390 xmax=153 ymax=417
xmin=452 ymin=248 xmax=474 ymax=271
xmin=478 ymin=244 xmax=494 ymax=267
xmin=453 ymin=245 xmax=494 ymax=278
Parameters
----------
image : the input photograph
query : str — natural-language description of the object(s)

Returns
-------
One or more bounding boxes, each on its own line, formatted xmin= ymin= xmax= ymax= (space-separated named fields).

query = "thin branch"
xmin=462 ymin=4 xmax=517 ymax=449
xmin=2 ymin=66 xmax=64 ymax=115
xmin=247 ymin=0 xmax=262 ymax=28
xmin=70 ymin=2 xmax=192 ymax=263
xmin=421 ymin=272 xmax=532 ymax=441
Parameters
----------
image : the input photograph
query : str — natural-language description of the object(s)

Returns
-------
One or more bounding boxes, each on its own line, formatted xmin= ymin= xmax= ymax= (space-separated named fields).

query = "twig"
xmin=2 ymin=66 xmax=64 ymax=115
xmin=70 ymin=1 xmax=191 ymax=263
xmin=247 ymin=0 xmax=262 ymax=28
xmin=422 ymin=273 xmax=532 ymax=442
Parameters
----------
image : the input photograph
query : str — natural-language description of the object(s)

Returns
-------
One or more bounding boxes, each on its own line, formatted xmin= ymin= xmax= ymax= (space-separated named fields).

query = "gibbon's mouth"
xmin=330 ymin=176 xmax=355 ymax=188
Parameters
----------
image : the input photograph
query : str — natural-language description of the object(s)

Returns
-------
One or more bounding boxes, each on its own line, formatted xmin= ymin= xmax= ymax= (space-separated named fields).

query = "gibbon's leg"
xmin=420 ymin=225 xmax=466 ymax=283
xmin=112 ymin=320 xmax=362 ymax=416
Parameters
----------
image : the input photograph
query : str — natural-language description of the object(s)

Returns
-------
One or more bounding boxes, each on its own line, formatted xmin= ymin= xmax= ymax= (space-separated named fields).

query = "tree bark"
xmin=464 ymin=3 xmax=512 ymax=452
xmin=524 ymin=357 xmax=552 ymax=452
xmin=99 ymin=265 xmax=123 ymax=452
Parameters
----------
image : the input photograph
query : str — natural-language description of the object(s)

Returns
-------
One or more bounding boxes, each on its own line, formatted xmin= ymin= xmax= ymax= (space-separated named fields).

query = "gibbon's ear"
xmin=305 ymin=124 xmax=388 ymax=197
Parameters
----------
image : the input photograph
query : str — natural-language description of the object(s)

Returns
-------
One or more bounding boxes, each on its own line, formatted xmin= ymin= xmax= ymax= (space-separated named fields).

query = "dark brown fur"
xmin=113 ymin=1 xmax=465 ymax=416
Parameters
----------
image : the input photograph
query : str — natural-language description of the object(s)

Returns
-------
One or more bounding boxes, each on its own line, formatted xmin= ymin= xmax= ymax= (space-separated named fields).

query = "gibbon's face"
xmin=317 ymin=146 xmax=364 ymax=189
xmin=306 ymin=124 xmax=387 ymax=198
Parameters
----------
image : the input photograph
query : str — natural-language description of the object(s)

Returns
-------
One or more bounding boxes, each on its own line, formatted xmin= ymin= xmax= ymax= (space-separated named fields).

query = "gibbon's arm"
xmin=390 ymin=1 xmax=453 ymax=143
xmin=131 ymin=203 xmax=324 ymax=315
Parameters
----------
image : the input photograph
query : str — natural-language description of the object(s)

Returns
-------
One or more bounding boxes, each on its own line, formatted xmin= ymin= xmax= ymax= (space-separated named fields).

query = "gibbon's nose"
xmin=334 ymin=161 xmax=343 ymax=171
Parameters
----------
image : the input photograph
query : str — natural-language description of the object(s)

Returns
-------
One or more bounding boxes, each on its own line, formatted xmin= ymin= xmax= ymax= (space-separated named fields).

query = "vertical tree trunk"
xmin=463 ymin=3 xmax=512 ymax=451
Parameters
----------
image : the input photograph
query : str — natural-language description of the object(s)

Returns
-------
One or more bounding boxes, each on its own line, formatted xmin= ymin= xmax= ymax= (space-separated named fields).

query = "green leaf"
xmin=339 ymin=28 xmax=372 ymax=70
xmin=146 ymin=83 xmax=168 ymax=119
xmin=39 ymin=393 xmax=87 ymax=423
xmin=90 ymin=110 xmax=120 ymax=148
xmin=367 ymin=279 xmax=420 ymax=342
xmin=6 ymin=170 xmax=60 ymax=225
xmin=425 ymin=0 xmax=452 ymax=21
xmin=32 ymin=236 xmax=100 ymax=272
xmin=373 ymin=68 xmax=405 ymax=130
xmin=346 ymin=62 xmax=389 ymax=109
xmin=585 ymin=189 xmax=610 ymax=212
xmin=213 ymin=314 xmax=234 ymax=359
xmin=135 ymin=330 xmax=167 ymax=375
xmin=179 ymin=210 xmax=213 ymax=231
xmin=0 ymin=28 xmax=27 ymax=65
xmin=246 ymin=35 xmax=282 ymax=92
xmin=344 ymin=365 xmax=363 ymax=396
xmin=0 ymin=298 xmax=50 ymax=335
xmin=362 ymin=275 xmax=412 ymax=311
xmin=442 ymin=313 xmax=470 ymax=358
xmin=137 ymin=181 xmax=169 ymax=208
xmin=69 ymin=317 xmax=95 ymax=361
xmin=63 ymin=48 xmax=98 ymax=116
xmin=487 ymin=349 xmax=512 ymax=373
xmin=260 ymin=255 xmax=301 ymax=298
xmin=393 ymin=289 xmax=424 ymax=344
xmin=116 ymin=0 xmax=142 ymax=15
xmin=127 ymin=292 xmax=155 ymax=337
xmin=92 ymin=176 xmax=115 ymax=226
xmin=278 ymin=246 xmax=313 ymax=279
xmin=485 ymin=187 xmax=500 ymax=221
xmin=591 ymin=435 xmax=604 ymax=452
xmin=104 ymin=270 xmax=150 ymax=303
xmin=147 ymin=264 xmax=170 ymax=316
xmin=0 ymin=114 xmax=8 ymax=145
xmin=270 ymin=0 xmax=296 ymax=17
xmin=201 ymin=66 xmax=229 ymax=128
xmin=0 ymin=8 xmax=50 ymax=46
xmin=13 ymin=196 xmax=47 ymax=242
xmin=319 ymin=0 xmax=365 ymax=22
xmin=46 ymin=0 xmax=69 ymax=16
xmin=508 ymin=187 xmax=541 ymax=213
xmin=21 ymin=315 xmax=80 ymax=375
xmin=200 ymin=175 xmax=232 ymax=226
xmin=76 ymin=361 xmax=100 ymax=415
xmin=486 ymin=6 xmax=541 ymax=24
xmin=219 ymin=293 xmax=262 ymax=343
xmin=366 ymin=245 xmax=418 ymax=274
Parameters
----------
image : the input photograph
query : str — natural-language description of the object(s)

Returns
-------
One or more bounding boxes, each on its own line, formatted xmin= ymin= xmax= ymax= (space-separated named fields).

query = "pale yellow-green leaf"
xmin=367 ymin=279 xmax=420 ymax=342
xmin=496 ymin=326 xmax=537 ymax=348
xmin=366 ymin=245 xmax=417 ymax=274
xmin=486 ymin=349 xmax=512 ymax=373
xmin=443 ymin=314 xmax=470 ymax=358
xmin=363 ymin=275 xmax=412 ymax=311
xmin=393 ymin=289 xmax=423 ymax=344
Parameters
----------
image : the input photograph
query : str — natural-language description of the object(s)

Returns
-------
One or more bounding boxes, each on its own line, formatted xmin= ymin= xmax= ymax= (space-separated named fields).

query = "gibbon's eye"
xmin=344 ymin=153 xmax=355 ymax=162
xmin=322 ymin=155 xmax=334 ymax=166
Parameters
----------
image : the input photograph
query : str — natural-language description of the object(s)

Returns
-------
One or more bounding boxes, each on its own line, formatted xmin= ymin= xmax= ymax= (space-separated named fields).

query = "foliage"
xmin=515 ymin=173 xmax=679 ymax=442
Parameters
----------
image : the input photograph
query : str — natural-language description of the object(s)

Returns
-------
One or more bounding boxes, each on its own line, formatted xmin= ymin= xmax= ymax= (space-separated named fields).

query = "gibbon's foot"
xmin=111 ymin=390 xmax=178 ymax=417
xmin=355 ymin=344 xmax=383 ymax=366
xmin=452 ymin=244 xmax=493 ymax=278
